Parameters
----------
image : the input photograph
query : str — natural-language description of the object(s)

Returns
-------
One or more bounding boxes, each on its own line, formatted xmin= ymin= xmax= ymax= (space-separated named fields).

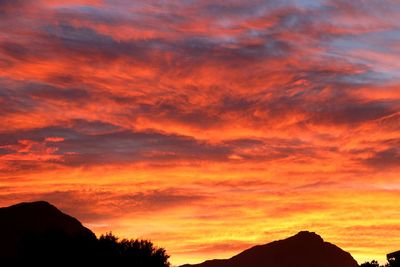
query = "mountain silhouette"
xmin=0 ymin=202 xmax=359 ymax=267
xmin=181 ymin=231 xmax=358 ymax=267
xmin=0 ymin=201 xmax=97 ymax=265
xmin=0 ymin=201 xmax=171 ymax=267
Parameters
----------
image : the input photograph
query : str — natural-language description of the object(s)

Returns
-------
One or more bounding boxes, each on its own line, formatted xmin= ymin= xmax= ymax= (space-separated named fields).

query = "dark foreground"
xmin=0 ymin=201 xmax=169 ymax=266
xmin=0 ymin=201 xmax=398 ymax=267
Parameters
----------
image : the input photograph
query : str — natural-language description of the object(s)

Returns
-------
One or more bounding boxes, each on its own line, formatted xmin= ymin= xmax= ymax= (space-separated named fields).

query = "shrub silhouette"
xmin=97 ymin=232 xmax=170 ymax=267
xmin=5 ymin=231 xmax=170 ymax=266
xmin=359 ymin=258 xmax=400 ymax=267
xmin=360 ymin=260 xmax=381 ymax=267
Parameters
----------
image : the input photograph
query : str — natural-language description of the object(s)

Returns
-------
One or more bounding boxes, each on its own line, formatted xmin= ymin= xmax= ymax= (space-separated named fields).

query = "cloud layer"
xmin=1 ymin=0 xmax=400 ymax=265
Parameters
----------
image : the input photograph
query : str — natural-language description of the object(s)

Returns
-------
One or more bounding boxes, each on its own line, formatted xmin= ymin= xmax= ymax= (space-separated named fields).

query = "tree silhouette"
xmin=359 ymin=258 xmax=400 ymax=267
xmin=360 ymin=260 xmax=381 ymax=267
xmin=4 ymin=230 xmax=170 ymax=266
xmin=97 ymin=232 xmax=170 ymax=267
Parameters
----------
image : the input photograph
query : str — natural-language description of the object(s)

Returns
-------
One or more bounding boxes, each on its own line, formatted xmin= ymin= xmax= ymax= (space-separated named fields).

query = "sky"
xmin=0 ymin=0 xmax=400 ymax=265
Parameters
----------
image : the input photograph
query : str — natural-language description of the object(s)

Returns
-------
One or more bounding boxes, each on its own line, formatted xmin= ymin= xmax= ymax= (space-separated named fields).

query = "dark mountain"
xmin=0 ymin=201 xmax=358 ymax=267
xmin=181 ymin=231 xmax=358 ymax=267
xmin=0 ymin=201 xmax=97 ymax=265
xmin=0 ymin=201 xmax=170 ymax=267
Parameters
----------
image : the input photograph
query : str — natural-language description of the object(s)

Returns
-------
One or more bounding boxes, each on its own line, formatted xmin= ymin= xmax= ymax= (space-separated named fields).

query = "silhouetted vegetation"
xmin=97 ymin=232 xmax=170 ymax=267
xmin=360 ymin=260 xmax=381 ymax=267
xmin=360 ymin=258 xmax=400 ymax=267
xmin=5 ymin=232 xmax=170 ymax=266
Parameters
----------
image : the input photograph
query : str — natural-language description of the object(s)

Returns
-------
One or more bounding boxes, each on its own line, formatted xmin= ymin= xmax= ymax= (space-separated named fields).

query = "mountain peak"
xmin=9 ymin=201 xmax=57 ymax=210
xmin=291 ymin=231 xmax=324 ymax=242
xmin=295 ymin=230 xmax=319 ymax=237
xmin=15 ymin=200 xmax=52 ymax=206
xmin=182 ymin=231 xmax=358 ymax=267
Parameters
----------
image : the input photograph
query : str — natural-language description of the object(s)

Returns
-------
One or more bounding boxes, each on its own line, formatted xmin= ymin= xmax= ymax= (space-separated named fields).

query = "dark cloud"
xmin=43 ymin=24 xmax=173 ymax=63
xmin=0 ymin=122 xmax=232 ymax=165
xmin=248 ymin=87 xmax=398 ymax=127
xmin=224 ymin=138 xmax=265 ymax=147
xmin=133 ymin=98 xmax=222 ymax=129
xmin=57 ymin=129 xmax=231 ymax=165
xmin=0 ymin=79 xmax=92 ymax=115
xmin=364 ymin=148 xmax=400 ymax=169
xmin=0 ymin=42 xmax=32 ymax=61
xmin=223 ymin=137 xmax=318 ymax=161
xmin=68 ymin=119 xmax=121 ymax=135
xmin=0 ymin=0 xmax=29 ymax=14
xmin=0 ymin=147 xmax=10 ymax=155
xmin=0 ymin=126 xmax=76 ymax=145
xmin=42 ymin=22 xmax=294 ymax=65
xmin=376 ymin=113 xmax=400 ymax=132
xmin=0 ymin=80 xmax=37 ymax=115
xmin=201 ymin=2 xmax=264 ymax=17
xmin=54 ymin=6 xmax=126 ymax=26
xmin=0 ymin=120 xmax=324 ymax=167
xmin=309 ymin=100 xmax=398 ymax=125
xmin=44 ymin=24 xmax=125 ymax=61
xmin=26 ymin=83 xmax=90 ymax=101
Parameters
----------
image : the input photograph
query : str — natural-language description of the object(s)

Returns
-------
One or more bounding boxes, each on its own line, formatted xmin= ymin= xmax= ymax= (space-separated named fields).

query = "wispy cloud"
xmin=1 ymin=0 xmax=400 ymax=265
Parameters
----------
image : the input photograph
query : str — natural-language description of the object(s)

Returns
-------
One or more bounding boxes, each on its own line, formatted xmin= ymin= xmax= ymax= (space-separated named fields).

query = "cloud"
xmin=0 ymin=122 xmax=327 ymax=168
xmin=0 ymin=79 xmax=92 ymax=118
xmin=26 ymin=83 xmax=90 ymax=101
xmin=309 ymin=100 xmax=398 ymax=125
xmin=115 ymin=189 xmax=206 ymax=211
xmin=1 ymin=1 xmax=400 ymax=265
xmin=0 ymin=188 xmax=206 ymax=223
xmin=178 ymin=239 xmax=255 ymax=255
xmin=0 ymin=122 xmax=233 ymax=167
xmin=363 ymin=148 xmax=400 ymax=169
xmin=0 ymin=0 xmax=29 ymax=14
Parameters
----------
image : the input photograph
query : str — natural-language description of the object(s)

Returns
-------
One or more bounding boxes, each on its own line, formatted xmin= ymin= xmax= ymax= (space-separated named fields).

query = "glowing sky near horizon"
xmin=0 ymin=0 xmax=400 ymax=265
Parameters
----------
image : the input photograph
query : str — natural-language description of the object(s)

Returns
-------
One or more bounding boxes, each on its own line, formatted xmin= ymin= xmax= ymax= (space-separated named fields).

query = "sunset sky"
xmin=1 ymin=0 xmax=400 ymax=265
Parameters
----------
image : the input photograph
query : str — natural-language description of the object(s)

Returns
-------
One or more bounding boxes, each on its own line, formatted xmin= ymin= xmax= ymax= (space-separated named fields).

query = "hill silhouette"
xmin=0 ymin=201 xmax=97 ymax=264
xmin=181 ymin=231 xmax=358 ymax=267
xmin=0 ymin=201 xmax=170 ymax=266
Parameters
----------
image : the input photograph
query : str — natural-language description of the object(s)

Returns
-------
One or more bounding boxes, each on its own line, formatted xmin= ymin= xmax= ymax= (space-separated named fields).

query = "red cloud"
xmin=0 ymin=0 xmax=399 ymax=265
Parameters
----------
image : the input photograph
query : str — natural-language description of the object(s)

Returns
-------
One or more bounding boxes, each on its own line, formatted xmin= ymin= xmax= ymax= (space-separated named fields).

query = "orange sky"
xmin=1 ymin=0 xmax=400 ymax=265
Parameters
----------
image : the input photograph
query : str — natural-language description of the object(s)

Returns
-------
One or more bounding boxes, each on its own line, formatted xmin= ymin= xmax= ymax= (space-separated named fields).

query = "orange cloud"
xmin=0 ymin=0 xmax=400 ymax=266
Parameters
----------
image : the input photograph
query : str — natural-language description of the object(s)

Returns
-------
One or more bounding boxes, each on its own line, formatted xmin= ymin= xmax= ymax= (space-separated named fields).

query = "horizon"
xmin=0 ymin=200 xmax=374 ymax=267
xmin=0 ymin=0 xmax=399 ymax=266
xmin=0 ymin=200 xmax=376 ymax=266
